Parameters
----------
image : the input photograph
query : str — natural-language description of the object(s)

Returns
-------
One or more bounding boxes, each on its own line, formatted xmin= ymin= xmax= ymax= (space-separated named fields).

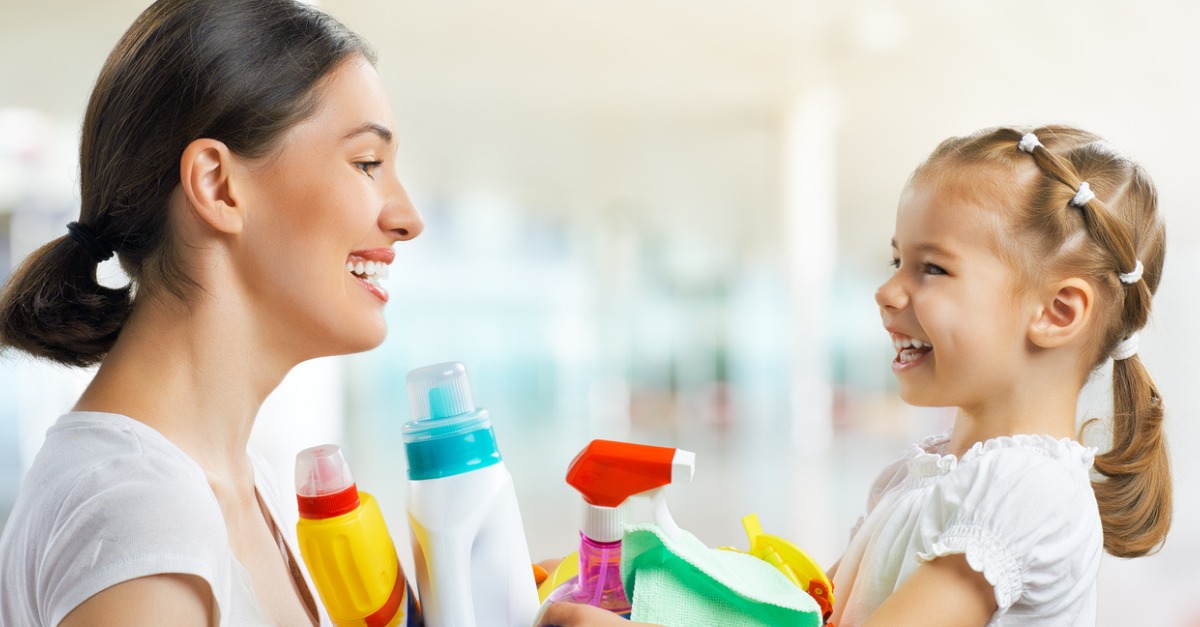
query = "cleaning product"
xmin=541 ymin=439 xmax=696 ymax=617
xmin=402 ymin=362 xmax=538 ymax=627
xmin=294 ymin=444 xmax=420 ymax=627
xmin=621 ymin=523 xmax=823 ymax=627
xmin=730 ymin=513 xmax=834 ymax=622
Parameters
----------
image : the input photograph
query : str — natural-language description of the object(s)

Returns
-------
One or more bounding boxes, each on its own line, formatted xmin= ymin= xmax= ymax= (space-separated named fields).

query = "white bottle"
xmin=403 ymin=362 xmax=538 ymax=627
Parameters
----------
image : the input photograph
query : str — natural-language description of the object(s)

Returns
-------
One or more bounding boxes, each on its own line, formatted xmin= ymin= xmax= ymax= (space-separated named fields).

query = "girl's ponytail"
xmin=0 ymin=233 xmax=131 ymax=368
xmin=1093 ymin=355 xmax=1171 ymax=557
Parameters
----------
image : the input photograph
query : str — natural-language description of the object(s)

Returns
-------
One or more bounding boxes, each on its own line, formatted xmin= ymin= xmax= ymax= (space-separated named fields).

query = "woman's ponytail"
xmin=0 ymin=235 xmax=131 ymax=367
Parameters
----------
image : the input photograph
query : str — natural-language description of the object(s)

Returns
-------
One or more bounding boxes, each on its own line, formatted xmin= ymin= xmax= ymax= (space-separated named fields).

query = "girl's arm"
xmin=862 ymin=554 xmax=996 ymax=627
xmin=59 ymin=574 xmax=213 ymax=627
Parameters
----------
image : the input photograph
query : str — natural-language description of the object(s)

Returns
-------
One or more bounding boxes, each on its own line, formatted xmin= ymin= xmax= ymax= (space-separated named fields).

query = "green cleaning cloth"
xmin=621 ymin=523 xmax=822 ymax=627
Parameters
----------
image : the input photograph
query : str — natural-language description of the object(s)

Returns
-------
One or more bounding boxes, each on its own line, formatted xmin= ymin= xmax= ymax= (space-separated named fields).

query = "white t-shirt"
xmin=830 ymin=432 xmax=1103 ymax=626
xmin=0 ymin=411 xmax=332 ymax=627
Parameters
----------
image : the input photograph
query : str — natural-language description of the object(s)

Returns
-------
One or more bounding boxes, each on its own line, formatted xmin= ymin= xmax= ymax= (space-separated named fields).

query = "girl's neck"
xmin=75 ymin=291 xmax=294 ymax=486
xmin=946 ymin=364 xmax=1084 ymax=458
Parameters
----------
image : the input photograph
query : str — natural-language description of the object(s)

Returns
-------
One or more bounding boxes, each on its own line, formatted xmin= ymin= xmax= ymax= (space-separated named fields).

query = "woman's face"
xmin=233 ymin=55 xmax=423 ymax=360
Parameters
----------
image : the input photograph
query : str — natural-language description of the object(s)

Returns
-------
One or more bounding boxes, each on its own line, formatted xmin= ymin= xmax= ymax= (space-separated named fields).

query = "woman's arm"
xmin=862 ymin=554 xmax=996 ymax=627
xmin=59 ymin=574 xmax=213 ymax=627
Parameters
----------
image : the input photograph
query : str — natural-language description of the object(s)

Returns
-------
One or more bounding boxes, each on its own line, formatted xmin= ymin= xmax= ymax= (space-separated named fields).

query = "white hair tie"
xmin=1070 ymin=181 xmax=1096 ymax=207
xmin=1111 ymin=333 xmax=1139 ymax=361
xmin=1018 ymin=133 xmax=1043 ymax=153
xmin=1119 ymin=259 xmax=1144 ymax=284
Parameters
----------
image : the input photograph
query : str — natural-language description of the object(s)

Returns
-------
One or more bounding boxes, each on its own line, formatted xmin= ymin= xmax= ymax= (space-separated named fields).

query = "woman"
xmin=0 ymin=0 xmax=422 ymax=624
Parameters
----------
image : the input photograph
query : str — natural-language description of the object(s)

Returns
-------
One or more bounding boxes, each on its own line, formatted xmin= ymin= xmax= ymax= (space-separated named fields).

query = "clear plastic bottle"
xmin=403 ymin=362 xmax=538 ymax=627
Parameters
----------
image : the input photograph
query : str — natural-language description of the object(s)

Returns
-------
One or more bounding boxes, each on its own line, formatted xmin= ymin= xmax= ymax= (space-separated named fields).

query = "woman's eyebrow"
xmin=342 ymin=121 xmax=393 ymax=144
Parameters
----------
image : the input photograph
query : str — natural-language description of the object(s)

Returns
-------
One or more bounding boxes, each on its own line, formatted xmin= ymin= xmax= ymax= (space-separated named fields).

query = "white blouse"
xmin=830 ymin=432 xmax=1103 ymax=626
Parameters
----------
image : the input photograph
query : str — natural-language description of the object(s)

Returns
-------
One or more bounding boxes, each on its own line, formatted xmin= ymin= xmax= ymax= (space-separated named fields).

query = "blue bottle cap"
xmin=403 ymin=362 xmax=502 ymax=480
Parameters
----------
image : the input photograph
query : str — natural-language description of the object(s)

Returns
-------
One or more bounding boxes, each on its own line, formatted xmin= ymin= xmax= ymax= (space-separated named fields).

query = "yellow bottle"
xmin=295 ymin=445 xmax=421 ymax=627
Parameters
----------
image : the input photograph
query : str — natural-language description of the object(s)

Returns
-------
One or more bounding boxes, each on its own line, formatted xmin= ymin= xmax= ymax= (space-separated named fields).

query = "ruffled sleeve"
xmin=910 ymin=436 xmax=1102 ymax=613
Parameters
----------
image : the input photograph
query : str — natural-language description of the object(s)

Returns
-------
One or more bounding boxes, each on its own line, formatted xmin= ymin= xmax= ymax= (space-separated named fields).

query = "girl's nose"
xmin=875 ymin=273 xmax=907 ymax=311
xmin=382 ymin=179 xmax=424 ymax=242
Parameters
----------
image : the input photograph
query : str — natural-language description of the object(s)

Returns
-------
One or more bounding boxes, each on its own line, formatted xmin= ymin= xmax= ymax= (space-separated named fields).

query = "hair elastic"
xmin=66 ymin=221 xmax=114 ymax=263
xmin=1119 ymin=259 xmax=1144 ymax=285
xmin=1070 ymin=181 xmax=1096 ymax=207
xmin=1111 ymin=333 xmax=1139 ymax=361
xmin=1018 ymin=133 xmax=1043 ymax=153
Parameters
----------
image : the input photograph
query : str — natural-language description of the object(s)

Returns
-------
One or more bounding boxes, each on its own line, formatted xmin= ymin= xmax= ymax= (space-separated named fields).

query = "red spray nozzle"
xmin=566 ymin=440 xmax=695 ymax=507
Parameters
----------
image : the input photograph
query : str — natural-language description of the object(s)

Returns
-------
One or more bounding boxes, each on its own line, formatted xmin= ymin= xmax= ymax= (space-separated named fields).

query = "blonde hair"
xmin=916 ymin=125 xmax=1170 ymax=558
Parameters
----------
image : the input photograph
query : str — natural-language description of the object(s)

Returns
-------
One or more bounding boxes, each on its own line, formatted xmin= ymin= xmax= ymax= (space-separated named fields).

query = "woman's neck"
xmin=75 ymin=291 xmax=294 ymax=485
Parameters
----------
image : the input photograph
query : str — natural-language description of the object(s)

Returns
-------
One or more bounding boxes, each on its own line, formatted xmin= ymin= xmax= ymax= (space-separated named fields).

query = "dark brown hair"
xmin=917 ymin=125 xmax=1170 ymax=558
xmin=0 ymin=0 xmax=373 ymax=367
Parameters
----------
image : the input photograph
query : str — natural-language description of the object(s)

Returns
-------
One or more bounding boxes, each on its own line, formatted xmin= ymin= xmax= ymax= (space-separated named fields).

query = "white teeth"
xmin=892 ymin=335 xmax=933 ymax=351
xmin=347 ymin=259 xmax=391 ymax=279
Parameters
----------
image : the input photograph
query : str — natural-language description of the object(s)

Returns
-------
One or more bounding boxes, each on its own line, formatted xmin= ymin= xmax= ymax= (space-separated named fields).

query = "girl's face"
xmin=874 ymin=170 xmax=1036 ymax=412
xmin=233 ymin=55 xmax=424 ymax=361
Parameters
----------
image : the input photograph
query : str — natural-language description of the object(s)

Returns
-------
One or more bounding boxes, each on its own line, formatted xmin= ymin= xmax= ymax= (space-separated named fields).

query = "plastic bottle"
xmin=294 ymin=444 xmax=420 ymax=627
xmin=541 ymin=439 xmax=696 ymax=617
xmin=402 ymin=362 xmax=538 ymax=627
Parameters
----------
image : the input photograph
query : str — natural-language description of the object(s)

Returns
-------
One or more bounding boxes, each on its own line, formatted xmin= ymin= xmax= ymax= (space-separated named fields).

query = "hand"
xmin=535 ymin=602 xmax=662 ymax=627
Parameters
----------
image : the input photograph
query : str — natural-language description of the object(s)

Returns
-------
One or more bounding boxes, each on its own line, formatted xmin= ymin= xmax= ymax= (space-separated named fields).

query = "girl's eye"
xmin=355 ymin=160 xmax=383 ymax=177
xmin=923 ymin=263 xmax=946 ymax=275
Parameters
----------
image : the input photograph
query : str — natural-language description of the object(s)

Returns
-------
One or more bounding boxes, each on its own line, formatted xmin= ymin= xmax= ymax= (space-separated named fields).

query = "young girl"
xmin=0 ymin=0 xmax=422 ymax=625
xmin=830 ymin=124 xmax=1171 ymax=626
xmin=539 ymin=125 xmax=1170 ymax=627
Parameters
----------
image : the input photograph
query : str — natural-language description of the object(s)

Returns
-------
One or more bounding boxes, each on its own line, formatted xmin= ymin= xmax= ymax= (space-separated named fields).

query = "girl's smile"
xmin=889 ymin=330 xmax=933 ymax=370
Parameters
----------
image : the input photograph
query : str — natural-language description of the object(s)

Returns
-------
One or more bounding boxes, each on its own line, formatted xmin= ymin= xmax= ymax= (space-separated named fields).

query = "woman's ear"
xmin=179 ymin=138 xmax=245 ymax=235
xmin=1028 ymin=278 xmax=1094 ymax=348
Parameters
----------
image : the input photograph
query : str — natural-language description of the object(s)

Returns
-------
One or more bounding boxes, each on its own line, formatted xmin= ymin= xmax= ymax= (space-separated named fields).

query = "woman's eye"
xmin=355 ymin=160 xmax=383 ymax=177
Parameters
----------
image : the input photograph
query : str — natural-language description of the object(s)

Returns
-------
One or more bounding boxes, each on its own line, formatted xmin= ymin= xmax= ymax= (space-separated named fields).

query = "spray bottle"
xmin=402 ymin=362 xmax=538 ymax=627
xmin=295 ymin=444 xmax=420 ymax=627
xmin=541 ymin=439 xmax=695 ymax=617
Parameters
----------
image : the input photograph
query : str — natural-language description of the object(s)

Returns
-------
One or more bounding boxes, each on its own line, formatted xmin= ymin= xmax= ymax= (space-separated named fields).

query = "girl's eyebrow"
xmin=890 ymin=238 xmax=958 ymax=259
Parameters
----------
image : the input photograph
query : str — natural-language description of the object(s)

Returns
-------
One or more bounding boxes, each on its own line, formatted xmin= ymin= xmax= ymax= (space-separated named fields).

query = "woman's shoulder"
xmin=30 ymin=411 xmax=219 ymax=505
xmin=0 ymin=412 xmax=232 ymax=625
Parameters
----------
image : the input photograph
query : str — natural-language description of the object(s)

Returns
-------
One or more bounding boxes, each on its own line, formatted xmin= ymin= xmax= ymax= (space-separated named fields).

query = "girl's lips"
xmin=892 ymin=347 xmax=931 ymax=372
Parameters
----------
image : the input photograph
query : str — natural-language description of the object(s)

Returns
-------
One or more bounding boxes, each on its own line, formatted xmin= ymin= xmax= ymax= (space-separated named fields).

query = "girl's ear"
xmin=179 ymin=138 xmax=245 ymax=235
xmin=1028 ymin=278 xmax=1094 ymax=348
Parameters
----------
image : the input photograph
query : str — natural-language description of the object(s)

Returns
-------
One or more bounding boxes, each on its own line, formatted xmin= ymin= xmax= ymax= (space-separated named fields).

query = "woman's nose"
xmin=382 ymin=179 xmax=424 ymax=242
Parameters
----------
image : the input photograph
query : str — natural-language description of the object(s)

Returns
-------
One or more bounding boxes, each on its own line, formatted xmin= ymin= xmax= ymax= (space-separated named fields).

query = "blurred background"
xmin=2 ymin=0 xmax=1198 ymax=623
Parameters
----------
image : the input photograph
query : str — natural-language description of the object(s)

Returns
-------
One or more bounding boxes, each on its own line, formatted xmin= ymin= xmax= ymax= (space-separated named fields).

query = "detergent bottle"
xmin=541 ymin=440 xmax=696 ymax=617
xmin=294 ymin=444 xmax=420 ymax=627
xmin=402 ymin=362 xmax=538 ymax=627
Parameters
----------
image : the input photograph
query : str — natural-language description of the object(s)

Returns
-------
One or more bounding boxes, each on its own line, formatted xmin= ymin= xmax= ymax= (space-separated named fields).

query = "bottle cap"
xmin=295 ymin=444 xmax=360 ymax=519
xmin=402 ymin=362 xmax=502 ymax=479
